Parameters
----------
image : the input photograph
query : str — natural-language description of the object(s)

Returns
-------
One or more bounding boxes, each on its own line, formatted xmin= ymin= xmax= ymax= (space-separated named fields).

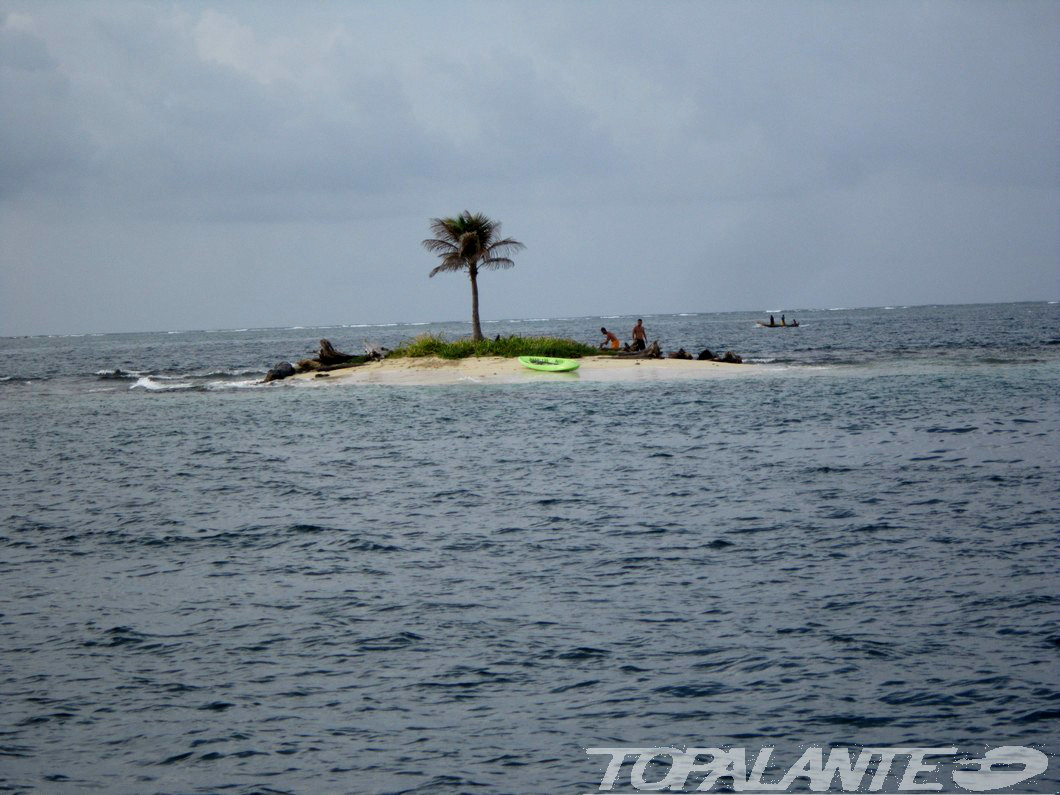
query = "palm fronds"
xmin=421 ymin=211 xmax=525 ymax=340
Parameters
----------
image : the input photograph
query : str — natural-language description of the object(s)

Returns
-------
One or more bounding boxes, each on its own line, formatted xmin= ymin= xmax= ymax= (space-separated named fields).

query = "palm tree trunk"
xmin=469 ymin=267 xmax=483 ymax=341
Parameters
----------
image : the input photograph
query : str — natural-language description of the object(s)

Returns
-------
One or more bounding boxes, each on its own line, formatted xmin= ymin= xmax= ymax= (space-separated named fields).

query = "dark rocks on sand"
xmin=616 ymin=340 xmax=663 ymax=359
xmin=668 ymin=348 xmax=693 ymax=360
xmin=695 ymin=348 xmax=742 ymax=363
xmin=263 ymin=361 xmax=296 ymax=382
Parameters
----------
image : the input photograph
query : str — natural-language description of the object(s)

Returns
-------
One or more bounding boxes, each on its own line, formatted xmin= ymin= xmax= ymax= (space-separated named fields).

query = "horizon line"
xmin=2 ymin=298 xmax=1057 ymax=340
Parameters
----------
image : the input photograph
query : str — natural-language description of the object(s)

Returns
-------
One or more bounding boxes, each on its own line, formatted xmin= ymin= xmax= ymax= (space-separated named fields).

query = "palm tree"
xmin=422 ymin=211 xmax=525 ymax=341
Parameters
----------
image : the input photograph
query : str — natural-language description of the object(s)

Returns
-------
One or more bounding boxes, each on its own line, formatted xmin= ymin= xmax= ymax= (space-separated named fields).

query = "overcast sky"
xmin=1 ymin=1 xmax=1057 ymax=335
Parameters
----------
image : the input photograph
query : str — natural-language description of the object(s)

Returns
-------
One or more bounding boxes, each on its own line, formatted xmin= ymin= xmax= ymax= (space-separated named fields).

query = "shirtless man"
xmin=600 ymin=327 xmax=620 ymax=350
xmin=631 ymin=318 xmax=647 ymax=351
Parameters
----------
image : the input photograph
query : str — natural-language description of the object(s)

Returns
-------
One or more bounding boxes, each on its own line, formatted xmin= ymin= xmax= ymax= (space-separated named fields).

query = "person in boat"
xmin=631 ymin=318 xmax=647 ymax=351
xmin=781 ymin=313 xmax=786 ymax=326
xmin=769 ymin=314 xmax=776 ymax=327
xmin=600 ymin=327 xmax=620 ymax=350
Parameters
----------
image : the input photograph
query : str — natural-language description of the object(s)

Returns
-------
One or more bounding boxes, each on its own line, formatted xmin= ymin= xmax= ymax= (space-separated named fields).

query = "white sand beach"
xmin=294 ymin=356 xmax=753 ymax=386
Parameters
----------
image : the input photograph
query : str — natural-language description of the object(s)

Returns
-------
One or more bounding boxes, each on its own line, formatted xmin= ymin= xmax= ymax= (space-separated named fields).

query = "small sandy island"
xmin=293 ymin=356 xmax=754 ymax=386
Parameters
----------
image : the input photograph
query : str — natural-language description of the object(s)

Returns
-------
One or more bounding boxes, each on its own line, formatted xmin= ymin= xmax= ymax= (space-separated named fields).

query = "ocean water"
xmin=0 ymin=302 xmax=1057 ymax=794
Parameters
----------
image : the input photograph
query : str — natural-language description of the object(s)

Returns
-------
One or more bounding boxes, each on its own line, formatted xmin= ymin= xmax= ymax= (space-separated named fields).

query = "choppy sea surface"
xmin=1 ymin=302 xmax=1058 ymax=794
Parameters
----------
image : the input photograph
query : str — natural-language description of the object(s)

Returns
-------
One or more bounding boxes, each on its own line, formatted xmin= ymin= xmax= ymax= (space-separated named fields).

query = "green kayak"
xmin=518 ymin=356 xmax=580 ymax=372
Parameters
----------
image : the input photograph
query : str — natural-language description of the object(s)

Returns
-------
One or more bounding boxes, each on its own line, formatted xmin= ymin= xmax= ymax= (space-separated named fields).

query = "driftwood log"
xmin=363 ymin=342 xmax=389 ymax=359
xmin=318 ymin=339 xmax=353 ymax=365
xmin=297 ymin=339 xmax=366 ymax=372
xmin=263 ymin=338 xmax=373 ymax=383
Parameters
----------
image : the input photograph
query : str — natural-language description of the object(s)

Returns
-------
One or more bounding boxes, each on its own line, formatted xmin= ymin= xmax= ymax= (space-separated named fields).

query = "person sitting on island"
xmin=631 ymin=318 xmax=647 ymax=351
xmin=600 ymin=327 xmax=620 ymax=350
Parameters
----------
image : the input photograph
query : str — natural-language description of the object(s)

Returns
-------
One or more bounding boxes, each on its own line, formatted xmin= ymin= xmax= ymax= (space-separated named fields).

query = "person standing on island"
xmin=631 ymin=318 xmax=647 ymax=351
xmin=600 ymin=327 xmax=620 ymax=350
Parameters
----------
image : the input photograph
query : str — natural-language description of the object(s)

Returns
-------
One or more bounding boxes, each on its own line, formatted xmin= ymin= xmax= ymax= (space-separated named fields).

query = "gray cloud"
xmin=0 ymin=23 xmax=96 ymax=201
xmin=0 ymin=1 xmax=1056 ymax=335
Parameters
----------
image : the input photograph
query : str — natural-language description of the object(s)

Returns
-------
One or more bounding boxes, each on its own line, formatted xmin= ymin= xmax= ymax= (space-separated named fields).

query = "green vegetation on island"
xmin=388 ymin=333 xmax=602 ymax=360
